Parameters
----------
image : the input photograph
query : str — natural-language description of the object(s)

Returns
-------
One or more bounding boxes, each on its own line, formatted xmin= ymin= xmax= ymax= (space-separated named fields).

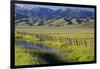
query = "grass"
xmin=15 ymin=47 xmax=39 ymax=65
xmin=16 ymin=22 xmax=94 ymax=29
xmin=15 ymin=42 xmax=94 ymax=65
xmin=15 ymin=26 xmax=94 ymax=65
xmin=15 ymin=47 xmax=48 ymax=65
xmin=60 ymin=46 xmax=94 ymax=62
xmin=41 ymin=40 xmax=94 ymax=62
xmin=15 ymin=46 xmax=65 ymax=65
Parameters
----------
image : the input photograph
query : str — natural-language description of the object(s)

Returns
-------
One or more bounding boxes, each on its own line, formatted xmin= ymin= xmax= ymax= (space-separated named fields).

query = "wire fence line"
xmin=16 ymin=32 xmax=94 ymax=47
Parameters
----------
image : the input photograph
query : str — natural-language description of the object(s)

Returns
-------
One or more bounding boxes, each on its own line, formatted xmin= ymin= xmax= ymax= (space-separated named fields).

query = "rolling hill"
xmin=15 ymin=4 xmax=95 ymax=28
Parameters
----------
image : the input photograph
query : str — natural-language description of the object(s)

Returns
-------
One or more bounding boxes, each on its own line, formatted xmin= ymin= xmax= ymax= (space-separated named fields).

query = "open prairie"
xmin=15 ymin=26 xmax=94 ymax=65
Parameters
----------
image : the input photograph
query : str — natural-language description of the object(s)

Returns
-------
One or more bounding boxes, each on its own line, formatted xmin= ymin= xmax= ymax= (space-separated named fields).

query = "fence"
xmin=16 ymin=32 xmax=94 ymax=47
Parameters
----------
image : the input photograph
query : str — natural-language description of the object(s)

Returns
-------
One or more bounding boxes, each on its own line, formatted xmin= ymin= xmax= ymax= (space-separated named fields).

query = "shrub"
xmin=23 ymin=35 xmax=39 ymax=42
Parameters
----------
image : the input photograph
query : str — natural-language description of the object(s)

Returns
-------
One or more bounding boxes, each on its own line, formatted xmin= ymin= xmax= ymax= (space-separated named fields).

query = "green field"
xmin=15 ymin=26 xmax=94 ymax=66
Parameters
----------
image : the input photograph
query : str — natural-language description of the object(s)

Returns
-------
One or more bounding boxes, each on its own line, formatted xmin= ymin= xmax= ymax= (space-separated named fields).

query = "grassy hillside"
xmin=15 ymin=17 xmax=95 ymax=28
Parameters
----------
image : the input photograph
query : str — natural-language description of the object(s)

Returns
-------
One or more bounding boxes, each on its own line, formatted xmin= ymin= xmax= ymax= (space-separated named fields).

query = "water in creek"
xmin=15 ymin=40 xmax=64 ymax=56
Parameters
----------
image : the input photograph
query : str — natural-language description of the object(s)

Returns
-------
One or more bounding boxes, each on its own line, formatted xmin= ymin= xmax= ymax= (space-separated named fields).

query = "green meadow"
xmin=15 ymin=26 xmax=94 ymax=66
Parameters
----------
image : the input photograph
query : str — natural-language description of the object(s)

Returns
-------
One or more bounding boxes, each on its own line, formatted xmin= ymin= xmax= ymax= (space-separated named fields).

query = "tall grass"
xmin=15 ymin=31 xmax=94 ymax=65
xmin=15 ymin=47 xmax=49 ymax=65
